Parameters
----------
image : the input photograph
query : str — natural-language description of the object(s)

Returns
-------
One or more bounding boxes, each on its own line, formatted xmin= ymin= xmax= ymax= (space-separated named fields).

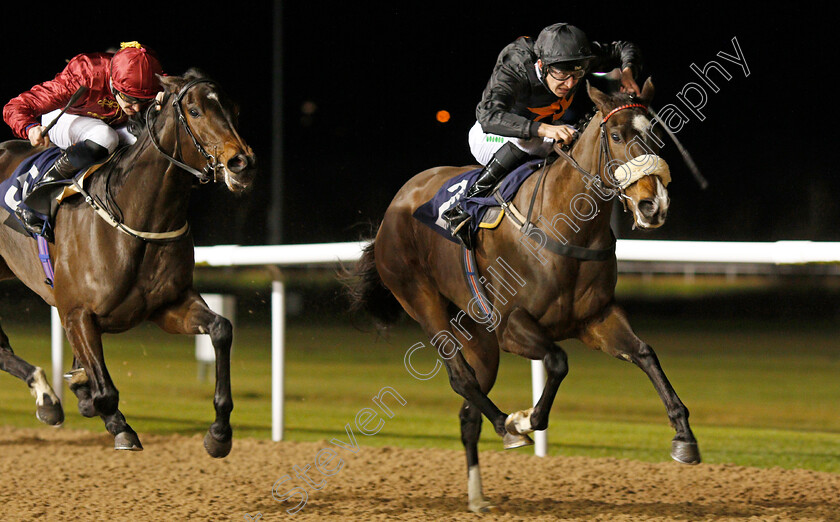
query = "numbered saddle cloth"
xmin=412 ymin=159 xmax=543 ymax=243
xmin=0 ymin=146 xmax=108 ymax=239
xmin=0 ymin=147 xmax=66 ymax=235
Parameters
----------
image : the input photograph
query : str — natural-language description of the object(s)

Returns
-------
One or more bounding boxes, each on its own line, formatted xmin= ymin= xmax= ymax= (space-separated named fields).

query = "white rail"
xmin=48 ymin=239 xmax=840 ymax=456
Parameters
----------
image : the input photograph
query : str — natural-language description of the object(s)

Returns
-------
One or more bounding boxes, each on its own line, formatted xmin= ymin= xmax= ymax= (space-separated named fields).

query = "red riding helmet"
xmin=110 ymin=42 xmax=163 ymax=100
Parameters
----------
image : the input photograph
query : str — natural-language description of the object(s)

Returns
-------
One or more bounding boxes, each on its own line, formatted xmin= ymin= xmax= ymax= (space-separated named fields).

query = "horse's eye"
xmin=188 ymin=108 xmax=200 ymax=118
xmin=611 ymin=133 xmax=621 ymax=142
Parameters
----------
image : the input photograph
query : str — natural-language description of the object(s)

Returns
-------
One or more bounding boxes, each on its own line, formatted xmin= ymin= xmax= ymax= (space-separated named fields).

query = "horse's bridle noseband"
xmin=147 ymin=78 xmax=225 ymax=183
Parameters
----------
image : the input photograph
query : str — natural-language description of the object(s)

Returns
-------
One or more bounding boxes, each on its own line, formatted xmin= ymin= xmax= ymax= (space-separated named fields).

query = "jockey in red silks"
xmin=442 ymin=23 xmax=643 ymax=249
xmin=3 ymin=41 xmax=164 ymax=239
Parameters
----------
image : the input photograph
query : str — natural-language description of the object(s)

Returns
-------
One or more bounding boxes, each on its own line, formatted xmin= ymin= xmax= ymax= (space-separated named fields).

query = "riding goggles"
xmin=546 ymin=65 xmax=586 ymax=82
xmin=116 ymin=90 xmax=155 ymax=106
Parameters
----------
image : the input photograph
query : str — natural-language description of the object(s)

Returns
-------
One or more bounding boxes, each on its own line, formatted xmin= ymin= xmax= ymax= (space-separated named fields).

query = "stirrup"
xmin=14 ymin=207 xmax=54 ymax=243
xmin=451 ymin=217 xmax=475 ymax=249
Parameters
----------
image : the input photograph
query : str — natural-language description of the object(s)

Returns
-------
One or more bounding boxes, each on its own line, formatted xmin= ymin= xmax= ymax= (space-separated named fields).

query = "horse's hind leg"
xmin=458 ymin=325 xmax=500 ymax=513
xmin=0 ymin=321 xmax=64 ymax=426
xmin=393 ymin=281 xmax=512 ymax=441
xmin=151 ymin=290 xmax=233 ymax=458
xmin=580 ymin=304 xmax=701 ymax=464
xmin=62 ymin=308 xmax=142 ymax=450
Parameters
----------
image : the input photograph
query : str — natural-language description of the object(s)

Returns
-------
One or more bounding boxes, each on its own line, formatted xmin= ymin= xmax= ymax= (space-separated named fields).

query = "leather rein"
xmin=73 ymin=79 xmax=225 ymax=242
xmin=509 ymin=102 xmax=649 ymax=261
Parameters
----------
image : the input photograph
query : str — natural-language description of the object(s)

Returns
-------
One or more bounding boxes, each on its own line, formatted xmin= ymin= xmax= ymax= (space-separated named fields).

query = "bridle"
xmin=554 ymin=102 xmax=651 ymax=210
xmin=147 ymin=78 xmax=226 ymax=184
xmin=504 ymin=101 xmax=652 ymax=261
xmin=74 ymin=78 xmax=232 ymax=243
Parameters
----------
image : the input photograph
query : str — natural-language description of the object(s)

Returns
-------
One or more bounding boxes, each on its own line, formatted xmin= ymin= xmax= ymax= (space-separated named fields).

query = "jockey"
xmin=3 ymin=41 xmax=164 ymax=239
xmin=443 ymin=23 xmax=643 ymax=249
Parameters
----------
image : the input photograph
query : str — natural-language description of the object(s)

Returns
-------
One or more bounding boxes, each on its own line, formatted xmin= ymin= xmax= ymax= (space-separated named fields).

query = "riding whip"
xmin=40 ymin=85 xmax=89 ymax=136
xmin=648 ymin=106 xmax=709 ymax=190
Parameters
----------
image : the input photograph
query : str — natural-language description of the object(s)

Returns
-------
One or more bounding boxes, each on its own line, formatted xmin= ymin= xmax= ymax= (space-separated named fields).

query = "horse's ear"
xmin=157 ymin=74 xmax=186 ymax=95
xmin=586 ymin=81 xmax=610 ymax=111
xmin=639 ymin=77 xmax=655 ymax=106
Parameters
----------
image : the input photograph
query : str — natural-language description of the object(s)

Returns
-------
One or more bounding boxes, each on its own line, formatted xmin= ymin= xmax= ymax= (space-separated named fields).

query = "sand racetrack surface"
xmin=0 ymin=426 xmax=837 ymax=521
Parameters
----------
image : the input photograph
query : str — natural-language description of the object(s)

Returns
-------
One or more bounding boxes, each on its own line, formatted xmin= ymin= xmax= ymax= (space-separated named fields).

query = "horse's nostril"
xmin=227 ymin=154 xmax=248 ymax=173
xmin=638 ymin=199 xmax=656 ymax=217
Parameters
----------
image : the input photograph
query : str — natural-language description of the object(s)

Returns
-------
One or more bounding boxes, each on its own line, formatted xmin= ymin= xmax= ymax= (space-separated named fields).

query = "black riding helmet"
xmin=534 ymin=23 xmax=595 ymax=74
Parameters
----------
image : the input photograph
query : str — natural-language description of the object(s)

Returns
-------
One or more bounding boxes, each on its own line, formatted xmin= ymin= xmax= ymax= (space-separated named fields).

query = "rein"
xmin=77 ymin=79 xmax=225 ymax=242
xmin=509 ymin=103 xmax=650 ymax=261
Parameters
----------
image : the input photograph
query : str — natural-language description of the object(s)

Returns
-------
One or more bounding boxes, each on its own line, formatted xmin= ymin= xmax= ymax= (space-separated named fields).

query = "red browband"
xmin=602 ymin=103 xmax=648 ymax=124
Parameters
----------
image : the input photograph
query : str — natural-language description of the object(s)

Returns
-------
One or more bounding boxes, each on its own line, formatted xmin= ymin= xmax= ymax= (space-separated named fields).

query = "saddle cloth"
xmin=412 ymin=158 xmax=544 ymax=243
xmin=1 ymin=146 xmax=106 ymax=238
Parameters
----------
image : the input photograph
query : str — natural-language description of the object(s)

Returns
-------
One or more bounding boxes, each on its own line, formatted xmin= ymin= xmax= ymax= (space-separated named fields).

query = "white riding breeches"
xmin=468 ymin=121 xmax=555 ymax=166
xmin=41 ymin=109 xmax=136 ymax=153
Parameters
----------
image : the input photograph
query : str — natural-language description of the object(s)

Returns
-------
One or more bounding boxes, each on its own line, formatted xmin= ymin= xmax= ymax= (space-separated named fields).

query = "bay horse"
xmin=0 ymin=69 xmax=256 ymax=457
xmin=345 ymin=80 xmax=700 ymax=512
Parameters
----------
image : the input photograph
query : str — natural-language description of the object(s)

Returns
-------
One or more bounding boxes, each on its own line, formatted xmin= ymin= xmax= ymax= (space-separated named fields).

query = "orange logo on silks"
xmin=528 ymin=94 xmax=575 ymax=122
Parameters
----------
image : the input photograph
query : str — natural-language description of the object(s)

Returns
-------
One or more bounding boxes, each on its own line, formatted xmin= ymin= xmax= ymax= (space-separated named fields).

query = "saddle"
xmin=412 ymin=158 xmax=544 ymax=243
xmin=412 ymin=160 xmax=546 ymax=320
xmin=1 ymin=146 xmax=111 ymax=240
xmin=414 ymin=155 xmax=616 ymax=318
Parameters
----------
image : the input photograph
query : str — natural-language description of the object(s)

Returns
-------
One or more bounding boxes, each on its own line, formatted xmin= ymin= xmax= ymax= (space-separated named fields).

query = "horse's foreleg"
xmin=151 ymin=290 xmax=233 ymax=458
xmin=62 ymin=308 xmax=141 ymax=450
xmin=500 ymin=307 xmax=568 ymax=435
xmin=0 ymin=323 xmax=64 ymax=426
xmin=580 ymin=304 xmax=701 ymax=464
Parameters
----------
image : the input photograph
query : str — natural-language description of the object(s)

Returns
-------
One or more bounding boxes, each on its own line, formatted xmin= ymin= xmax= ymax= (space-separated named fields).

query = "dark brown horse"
xmin=0 ymin=69 xmax=256 ymax=457
xmin=345 ymin=80 xmax=700 ymax=512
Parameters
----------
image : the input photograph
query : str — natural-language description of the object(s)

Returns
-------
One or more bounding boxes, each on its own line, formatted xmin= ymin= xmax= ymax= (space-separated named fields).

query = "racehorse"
xmin=344 ymin=79 xmax=700 ymax=512
xmin=0 ymin=69 xmax=256 ymax=457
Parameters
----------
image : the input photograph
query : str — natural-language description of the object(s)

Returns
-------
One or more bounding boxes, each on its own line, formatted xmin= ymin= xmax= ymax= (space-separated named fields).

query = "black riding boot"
xmin=15 ymin=140 xmax=108 ymax=241
xmin=443 ymin=141 xmax=529 ymax=249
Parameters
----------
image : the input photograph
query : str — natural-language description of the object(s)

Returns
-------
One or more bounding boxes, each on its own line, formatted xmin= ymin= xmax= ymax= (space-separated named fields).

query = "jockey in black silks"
xmin=443 ymin=23 xmax=644 ymax=249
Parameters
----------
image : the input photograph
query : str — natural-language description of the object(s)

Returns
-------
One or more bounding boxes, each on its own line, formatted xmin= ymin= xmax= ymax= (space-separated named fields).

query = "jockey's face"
xmin=540 ymin=60 xmax=584 ymax=98
xmin=115 ymin=91 xmax=153 ymax=116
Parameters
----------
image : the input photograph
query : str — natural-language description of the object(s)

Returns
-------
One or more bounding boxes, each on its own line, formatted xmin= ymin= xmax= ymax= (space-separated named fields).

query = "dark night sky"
xmin=1 ymin=3 xmax=833 ymax=245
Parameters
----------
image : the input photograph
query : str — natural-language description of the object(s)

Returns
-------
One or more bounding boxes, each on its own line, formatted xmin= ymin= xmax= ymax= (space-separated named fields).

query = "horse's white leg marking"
xmin=467 ymin=465 xmax=493 ymax=513
xmin=505 ymin=406 xmax=535 ymax=435
xmin=29 ymin=367 xmax=59 ymax=406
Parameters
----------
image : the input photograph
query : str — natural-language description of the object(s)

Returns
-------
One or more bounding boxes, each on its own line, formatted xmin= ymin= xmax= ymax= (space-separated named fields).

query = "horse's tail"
xmin=339 ymin=238 xmax=402 ymax=327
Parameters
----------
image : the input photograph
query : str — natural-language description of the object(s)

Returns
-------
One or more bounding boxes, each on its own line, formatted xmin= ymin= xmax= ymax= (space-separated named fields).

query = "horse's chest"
xmin=77 ymin=246 xmax=192 ymax=325
xmin=534 ymin=261 xmax=616 ymax=331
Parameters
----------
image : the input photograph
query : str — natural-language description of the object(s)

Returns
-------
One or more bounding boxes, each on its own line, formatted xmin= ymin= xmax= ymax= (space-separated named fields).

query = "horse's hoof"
xmin=503 ymin=431 xmax=534 ymax=449
xmin=114 ymin=431 xmax=144 ymax=451
xmin=468 ymin=499 xmax=495 ymax=513
xmin=505 ymin=407 xmax=535 ymax=435
xmin=35 ymin=395 xmax=64 ymax=426
xmin=204 ymin=431 xmax=232 ymax=458
xmin=671 ymin=440 xmax=701 ymax=465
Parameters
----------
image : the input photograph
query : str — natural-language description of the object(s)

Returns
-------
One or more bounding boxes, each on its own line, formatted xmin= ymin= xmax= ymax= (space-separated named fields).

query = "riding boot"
xmin=443 ymin=141 xmax=529 ymax=249
xmin=15 ymin=140 xmax=108 ymax=241
xmin=14 ymin=207 xmax=54 ymax=242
